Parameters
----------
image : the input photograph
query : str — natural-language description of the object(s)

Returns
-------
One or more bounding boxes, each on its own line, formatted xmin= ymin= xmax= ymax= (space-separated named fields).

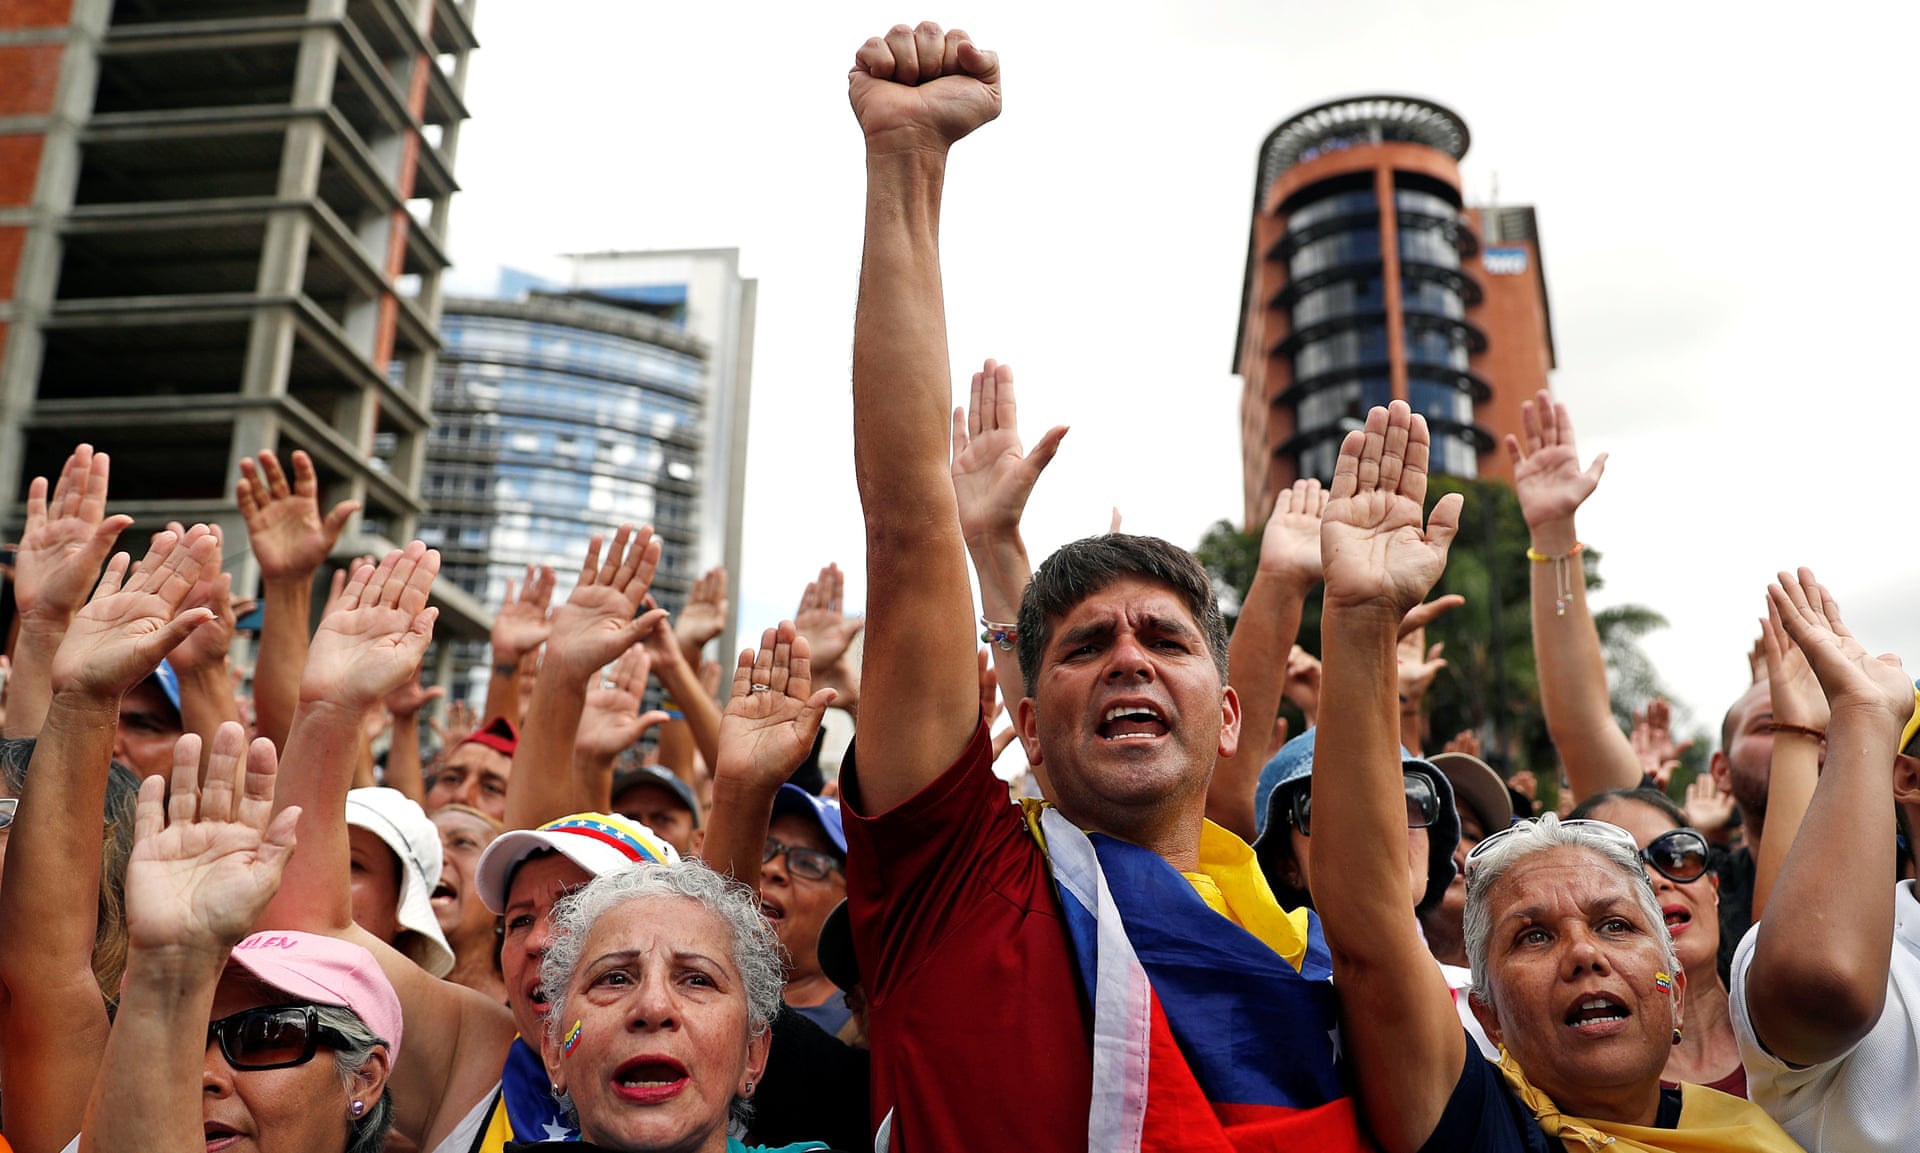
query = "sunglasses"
xmin=1638 ymin=828 xmax=1710 ymax=884
xmin=764 ymin=838 xmax=842 ymax=883
xmin=207 ymin=1005 xmax=353 ymax=1071
xmin=1289 ymin=772 xmax=1441 ymax=837
xmin=0 ymin=798 xmax=14 ymax=831
xmin=1464 ymin=818 xmax=1640 ymax=883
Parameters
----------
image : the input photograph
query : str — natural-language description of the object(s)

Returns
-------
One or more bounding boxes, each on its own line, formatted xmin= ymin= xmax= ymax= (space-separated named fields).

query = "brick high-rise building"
xmin=0 ymin=0 xmax=489 ymax=653
xmin=1233 ymin=95 xmax=1556 ymax=528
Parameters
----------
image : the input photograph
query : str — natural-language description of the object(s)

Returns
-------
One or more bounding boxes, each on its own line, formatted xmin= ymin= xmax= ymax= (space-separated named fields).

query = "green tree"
xmin=1197 ymin=476 xmax=1695 ymax=789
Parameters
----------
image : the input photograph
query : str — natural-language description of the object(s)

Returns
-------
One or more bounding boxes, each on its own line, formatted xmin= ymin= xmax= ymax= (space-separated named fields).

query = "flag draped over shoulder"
xmin=1035 ymin=806 xmax=1373 ymax=1153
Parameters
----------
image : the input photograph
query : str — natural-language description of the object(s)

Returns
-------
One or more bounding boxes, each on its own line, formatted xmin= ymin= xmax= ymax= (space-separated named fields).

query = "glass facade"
xmin=423 ymin=305 xmax=709 ymax=701
xmin=1282 ymin=181 xmax=1484 ymax=481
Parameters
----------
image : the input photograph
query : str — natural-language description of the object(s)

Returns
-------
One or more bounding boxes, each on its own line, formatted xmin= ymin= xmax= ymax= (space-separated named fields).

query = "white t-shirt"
xmin=1732 ymin=879 xmax=1920 ymax=1151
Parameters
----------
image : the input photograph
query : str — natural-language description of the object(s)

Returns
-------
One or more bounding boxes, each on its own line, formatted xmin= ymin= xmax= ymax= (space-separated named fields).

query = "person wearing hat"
xmin=1417 ymin=749 xmax=1514 ymax=971
xmin=610 ymin=763 xmax=703 ymax=858
xmin=83 ymin=719 xmax=399 ymax=1153
xmin=760 ymin=784 xmax=850 ymax=1036
xmin=345 ymin=786 xmax=456 ymax=979
xmin=426 ymin=715 xmax=518 ymax=823
xmin=111 ymin=659 xmax=185 ymax=779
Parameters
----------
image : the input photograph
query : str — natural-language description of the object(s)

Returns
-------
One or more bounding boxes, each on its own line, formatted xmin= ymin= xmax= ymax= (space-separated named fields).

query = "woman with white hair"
xmin=516 ymin=860 xmax=839 ymax=1153
xmin=1305 ymin=402 xmax=1799 ymax=1151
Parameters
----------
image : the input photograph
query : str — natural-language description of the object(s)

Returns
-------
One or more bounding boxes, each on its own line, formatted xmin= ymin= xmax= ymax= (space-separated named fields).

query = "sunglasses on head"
xmin=1638 ymin=828 xmax=1710 ymax=884
xmin=764 ymin=838 xmax=842 ymax=883
xmin=1289 ymin=772 xmax=1441 ymax=837
xmin=1464 ymin=818 xmax=1639 ymax=883
xmin=207 ymin=1004 xmax=353 ymax=1071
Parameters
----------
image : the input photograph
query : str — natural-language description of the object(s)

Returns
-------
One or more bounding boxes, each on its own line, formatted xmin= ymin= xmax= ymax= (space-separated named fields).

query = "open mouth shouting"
xmin=1097 ymin=701 xmax=1170 ymax=742
xmin=1661 ymin=903 xmax=1692 ymax=937
xmin=1563 ymin=992 xmax=1632 ymax=1038
xmin=610 ymin=1055 xmax=690 ymax=1105
xmin=204 ymin=1121 xmax=245 ymax=1153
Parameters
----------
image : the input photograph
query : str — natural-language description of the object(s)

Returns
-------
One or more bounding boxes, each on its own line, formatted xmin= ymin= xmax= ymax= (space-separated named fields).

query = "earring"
xmin=350 ymin=1101 xmax=366 ymax=1119
xmin=1672 ymin=1027 xmax=1684 ymax=1046
xmin=743 ymin=1079 xmax=755 ymax=1096
xmin=550 ymin=1083 xmax=563 ymax=1097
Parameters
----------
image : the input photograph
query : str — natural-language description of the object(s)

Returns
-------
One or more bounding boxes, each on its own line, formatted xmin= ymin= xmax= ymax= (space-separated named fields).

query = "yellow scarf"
xmin=1496 ymin=1049 xmax=1803 ymax=1153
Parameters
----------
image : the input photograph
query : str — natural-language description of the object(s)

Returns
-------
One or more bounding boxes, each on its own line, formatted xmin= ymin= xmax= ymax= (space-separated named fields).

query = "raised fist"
xmin=849 ymin=22 xmax=1001 ymax=151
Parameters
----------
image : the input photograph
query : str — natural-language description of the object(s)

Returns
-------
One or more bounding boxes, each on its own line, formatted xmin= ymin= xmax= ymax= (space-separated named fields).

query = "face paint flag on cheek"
xmin=1654 ymin=971 xmax=1673 ymax=996
xmin=562 ymin=1020 xmax=582 ymax=1056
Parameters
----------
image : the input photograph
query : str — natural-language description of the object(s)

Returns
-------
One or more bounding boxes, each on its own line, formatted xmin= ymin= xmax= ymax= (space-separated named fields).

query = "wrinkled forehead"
xmin=576 ymin=895 xmax=741 ymax=976
xmin=1478 ymin=844 xmax=1645 ymax=922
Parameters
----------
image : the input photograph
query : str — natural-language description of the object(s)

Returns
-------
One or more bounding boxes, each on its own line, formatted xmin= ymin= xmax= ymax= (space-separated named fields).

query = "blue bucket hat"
xmin=1250 ymin=726 xmax=1461 ymax=913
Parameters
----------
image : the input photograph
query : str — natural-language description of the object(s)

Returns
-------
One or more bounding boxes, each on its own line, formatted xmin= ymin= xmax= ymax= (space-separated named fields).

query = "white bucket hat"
xmin=345 ymin=787 xmax=455 ymax=978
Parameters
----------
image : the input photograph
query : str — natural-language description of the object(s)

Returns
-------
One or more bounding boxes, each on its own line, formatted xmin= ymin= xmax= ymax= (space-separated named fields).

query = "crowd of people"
xmin=0 ymin=21 xmax=1913 ymax=1153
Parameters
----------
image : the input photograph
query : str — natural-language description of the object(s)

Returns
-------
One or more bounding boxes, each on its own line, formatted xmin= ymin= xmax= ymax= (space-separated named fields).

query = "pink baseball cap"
xmin=229 ymin=931 xmax=403 ymax=1064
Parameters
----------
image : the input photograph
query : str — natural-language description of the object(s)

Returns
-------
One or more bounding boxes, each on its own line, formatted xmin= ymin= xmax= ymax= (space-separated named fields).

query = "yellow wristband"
xmin=1525 ymin=542 xmax=1585 ymax=563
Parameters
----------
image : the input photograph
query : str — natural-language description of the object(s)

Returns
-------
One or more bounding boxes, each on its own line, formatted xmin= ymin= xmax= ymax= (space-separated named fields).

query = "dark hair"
xmin=0 ymin=738 xmax=141 ymax=1007
xmin=1567 ymin=786 xmax=1688 ymax=829
xmin=1016 ymin=534 xmax=1230 ymax=695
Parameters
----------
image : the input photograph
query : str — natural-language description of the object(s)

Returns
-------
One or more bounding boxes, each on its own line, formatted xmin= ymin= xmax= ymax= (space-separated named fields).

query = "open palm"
xmin=1768 ymin=568 xmax=1913 ymax=722
xmin=52 ymin=529 xmax=217 ymax=697
xmin=716 ymin=623 xmax=835 ymax=790
xmin=301 ymin=544 xmax=439 ymax=708
xmin=1320 ymin=404 xmax=1461 ymax=617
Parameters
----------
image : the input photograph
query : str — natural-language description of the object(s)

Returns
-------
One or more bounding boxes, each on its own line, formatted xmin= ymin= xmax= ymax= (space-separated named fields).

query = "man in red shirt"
xmin=843 ymin=23 xmax=1364 ymax=1153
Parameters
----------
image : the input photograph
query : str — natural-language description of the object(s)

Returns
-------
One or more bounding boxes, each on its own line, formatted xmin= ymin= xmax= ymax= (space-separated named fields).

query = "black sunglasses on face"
xmin=1639 ymin=828 xmax=1710 ymax=884
xmin=1290 ymin=772 xmax=1441 ymax=837
xmin=764 ymin=838 xmax=842 ymax=883
xmin=207 ymin=1005 xmax=353 ymax=1071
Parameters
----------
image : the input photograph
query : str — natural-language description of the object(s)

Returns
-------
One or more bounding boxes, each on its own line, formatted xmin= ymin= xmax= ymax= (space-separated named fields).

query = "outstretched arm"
xmin=950 ymin=359 xmax=1066 ymax=794
xmin=1743 ymin=569 xmax=1911 ymax=1067
xmin=5 ymin=445 xmax=134 ymax=739
xmin=1207 ymin=480 xmax=1323 ymax=838
xmin=573 ymin=643 xmax=669 ymax=811
xmin=706 ymin=623 xmax=836 ymax=888
xmin=1 ymin=528 xmax=216 ymax=1153
xmin=1506 ymin=391 xmax=1638 ymax=801
xmin=484 ymin=566 xmax=553 ymax=727
xmin=163 ymin=524 xmax=245 ymax=763
xmin=1312 ymin=403 xmax=1466 ymax=1153
xmin=1749 ymin=604 xmax=1827 ymax=922
xmin=847 ymin=23 xmax=1002 ymax=812
xmin=506 ymin=526 xmax=665 ymax=831
xmin=240 ymin=450 xmax=359 ymax=751
xmin=82 ymin=724 xmax=301 ymax=1153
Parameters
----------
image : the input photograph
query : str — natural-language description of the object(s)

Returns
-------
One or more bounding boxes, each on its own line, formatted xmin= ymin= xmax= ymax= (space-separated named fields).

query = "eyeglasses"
xmin=763 ymin=838 xmax=842 ymax=883
xmin=1289 ymin=772 xmax=1441 ymax=837
xmin=207 ymin=1005 xmax=353 ymax=1071
xmin=0 ymin=798 xmax=15 ymax=831
xmin=1638 ymin=828 xmax=1710 ymax=884
xmin=1464 ymin=818 xmax=1639 ymax=883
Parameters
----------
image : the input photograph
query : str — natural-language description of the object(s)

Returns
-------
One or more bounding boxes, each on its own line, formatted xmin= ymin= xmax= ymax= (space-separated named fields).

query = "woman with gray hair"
xmin=1306 ymin=402 xmax=1799 ymax=1151
xmin=516 ymin=860 xmax=839 ymax=1153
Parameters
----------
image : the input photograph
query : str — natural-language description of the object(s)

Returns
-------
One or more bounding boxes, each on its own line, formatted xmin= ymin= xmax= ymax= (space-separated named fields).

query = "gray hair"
xmin=314 ymin=1004 xmax=393 ymax=1153
xmin=1462 ymin=814 xmax=1678 ymax=1006
xmin=539 ymin=861 xmax=785 ymax=1129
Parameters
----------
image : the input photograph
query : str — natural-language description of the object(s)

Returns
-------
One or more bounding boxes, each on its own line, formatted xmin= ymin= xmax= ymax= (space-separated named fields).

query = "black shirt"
xmin=1418 ymin=1033 xmax=1680 ymax=1152
xmin=1710 ymin=844 xmax=1755 ymax=988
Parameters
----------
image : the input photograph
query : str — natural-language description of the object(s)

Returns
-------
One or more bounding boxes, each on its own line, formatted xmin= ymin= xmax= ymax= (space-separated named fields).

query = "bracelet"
xmin=1525 ymin=541 xmax=1585 ymax=617
xmin=980 ymin=617 xmax=1018 ymax=652
xmin=491 ymin=662 xmax=519 ymax=675
xmin=1767 ymin=722 xmax=1827 ymax=741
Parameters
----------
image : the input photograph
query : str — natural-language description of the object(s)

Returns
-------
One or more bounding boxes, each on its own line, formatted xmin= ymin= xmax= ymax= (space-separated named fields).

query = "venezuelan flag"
xmin=1040 ymin=808 xmax=1374 ymax=1153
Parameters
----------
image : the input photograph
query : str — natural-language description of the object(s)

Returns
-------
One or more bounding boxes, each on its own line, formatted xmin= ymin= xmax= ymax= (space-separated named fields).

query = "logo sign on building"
xmin=1483 ymin=247 xmax=1529 ymax=276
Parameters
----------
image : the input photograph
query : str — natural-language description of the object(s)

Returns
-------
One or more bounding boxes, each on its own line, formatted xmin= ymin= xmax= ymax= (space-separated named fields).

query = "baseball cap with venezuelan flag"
xmin=475 ymin=811 xmax=679 ymax=914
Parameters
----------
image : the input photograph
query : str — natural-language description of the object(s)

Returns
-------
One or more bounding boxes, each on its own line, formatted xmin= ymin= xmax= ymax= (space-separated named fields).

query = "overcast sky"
xmin=443 ymin=0 xmax=1920 ymax=748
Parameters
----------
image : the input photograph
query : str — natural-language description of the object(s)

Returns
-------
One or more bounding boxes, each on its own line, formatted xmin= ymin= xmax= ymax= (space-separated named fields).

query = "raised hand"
xmin=1257 ymin=478 xmax=1326 ymax=587
xmin=1397 ymin=638 xmax=1448 ymax=705
xmin=577 ymin=645 xmax=670 ymax=762
xmin=1320 ymin=402 xmax=1464 ymax=618
xmin=14 ymin=444 xmax=134 ymax=620
xmin=384 ymin=669 xmax=444 ymax=719
xmin=1442 ymin=728 xmax=1482 ymax=758
xmin=1683 ymin=773 xmax=1736 ymax=836
xmin=299 ymin=542 xmax=440 ymax=710
xmin=492 ymin=565 xmax=554 ymax=663
xmin=672 ymin=566 xmax=731 ymax=663
xmin=1504 ymin=389 xmax=1606 ymax=533
xmin=1766 ymin=568 xmax=1913 ymax=726
xmin=849 ymin=22 xmax=1001 ymax=152
xmin=1759 ymin=601 xmax=1831 ymax=731
xmin=428 ymin=698 xmax=478 ymax=748
xmin=236 ymin=450 xmax=359 ymax=581
xmin=1628 ymin=697 xmax=1694 ymax=790
xmin=715 ymin=622 xmax=837 ymax=790
xmin=794 ymin=563 xmax=865 ymax=672
xmin=165 ymin=525 xmax=236 ymax=674
xmin=950 ymin=359 xmax=1068 ymax=545
xmin=51 ymin=527 xmax=219 ymax=699
xmin=1282 ymin=644 xmax=1322 ymax=721
xmin=124 ymin=723 xmax=299 ymax=955
xmin=545 ymin=526 xmax=665 ymax=681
